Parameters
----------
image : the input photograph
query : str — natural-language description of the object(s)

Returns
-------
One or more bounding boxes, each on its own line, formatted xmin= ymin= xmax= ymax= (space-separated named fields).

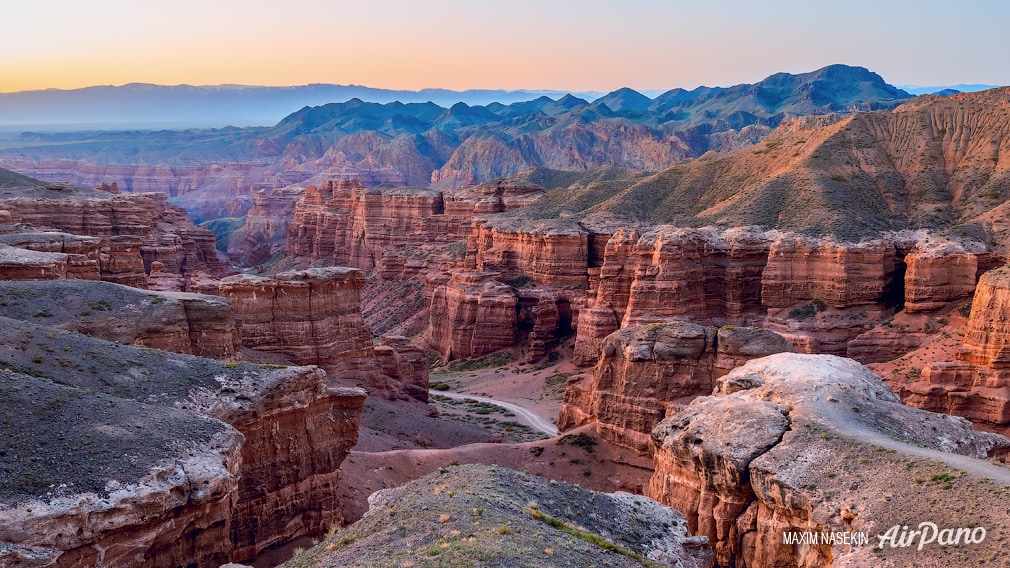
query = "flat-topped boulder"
xmin=649 ymin=353 xmax=1010 ymax=567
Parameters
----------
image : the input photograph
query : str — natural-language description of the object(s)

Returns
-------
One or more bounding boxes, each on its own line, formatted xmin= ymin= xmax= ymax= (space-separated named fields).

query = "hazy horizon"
xmin=3 ymin=0 xmax=1008 ymax=94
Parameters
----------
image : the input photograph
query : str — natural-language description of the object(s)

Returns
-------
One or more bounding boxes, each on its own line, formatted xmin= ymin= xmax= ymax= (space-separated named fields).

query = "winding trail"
xmin=433 ymin=390 xmax=559 ymax=437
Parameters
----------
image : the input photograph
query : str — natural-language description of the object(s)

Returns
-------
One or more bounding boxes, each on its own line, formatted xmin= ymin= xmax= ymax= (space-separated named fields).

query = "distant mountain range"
xmin=896 ymin=84 xmax=999 ymax=96
xmin=0 ymin=64 xmax=928 ymax=221
xmin=496 ymin=87 xmax=1010 ymax=242
xmin=0 ymin=84 xmax=605 ymax=130
xmin=0 ymin=64 xmax=922 ymax=131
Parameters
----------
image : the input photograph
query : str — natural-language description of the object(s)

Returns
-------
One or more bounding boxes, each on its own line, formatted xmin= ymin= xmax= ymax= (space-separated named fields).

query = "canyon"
xmin=0 ymin=316 xmax=366 ymax=567
xmin=5 ymin=81 xmax=1010 ymax=568
xmin=0 ymin=65 xmax=909 ymax=223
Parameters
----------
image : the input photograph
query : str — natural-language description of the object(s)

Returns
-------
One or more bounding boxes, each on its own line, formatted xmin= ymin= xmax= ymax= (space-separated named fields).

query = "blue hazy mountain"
xmin=0 ymin=83 xmax=605 ymax=130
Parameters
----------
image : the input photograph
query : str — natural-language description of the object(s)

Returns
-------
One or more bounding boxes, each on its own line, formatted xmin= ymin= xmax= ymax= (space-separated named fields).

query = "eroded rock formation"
xmin=558 ymin=322 xmax=794 ymax=454
xmin=0 ymin=280 xmax=241 ymax=360
xmin=220 ymin=267 xmax=428 ymax=399
xmin=902 ymin=265 xmax=1010 ymax=424
xmin=648 ymin=353 xmax=1010 ymax=567
xmin=284 ymin=179 xmax=542 ymax=272
xmin=0 ymin=318 xmax=366 ymax=567
xmin=220 ymin=268 xmax=376 ymax=380
xmin=0 ymin=185 xmax=226 ymax=289
xmin=427 ymin=272 xmax=517 ymax=360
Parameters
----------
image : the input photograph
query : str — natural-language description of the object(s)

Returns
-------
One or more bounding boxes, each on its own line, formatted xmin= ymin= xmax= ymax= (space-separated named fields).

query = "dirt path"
xmin=434 ymin=390 xmax=559 ymax=436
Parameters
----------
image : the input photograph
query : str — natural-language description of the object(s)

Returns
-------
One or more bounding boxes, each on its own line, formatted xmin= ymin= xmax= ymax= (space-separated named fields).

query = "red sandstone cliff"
xmin=426 ymin=272 xmax=518 ymax=360
xmin=901 ymin=265 xmax=1010 ymax=424
xmin=559 ymin=322 xmax=794 ymax=454
xmin=0 ymin=317 xmax=366 ymax=568
xmin=284 ymin=179 xmax=542 ymax=273
xmin=220 ymin=268 xmax=377 ymax=380
xmin=220 ymin=267 xmax=427 ymax=399
xmin=0 ymin=185 xmax=226 ymax=290
xmin=569 ymin=227 xmax=985 ymax=366
xmin=648 ymin=354 xmax=1010 ymax=567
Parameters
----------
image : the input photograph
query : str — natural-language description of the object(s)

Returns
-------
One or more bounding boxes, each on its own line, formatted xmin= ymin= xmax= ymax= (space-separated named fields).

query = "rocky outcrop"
xmin=558 ymin=322 xmax=794 ymax=454
xmin=902 ymin=266 xmax=1010 ymax=424
xmin=0 ymin=232 xmax=102 ymax=280
xmin=374 ymin=335 xmax=430 ymax=401
xmin=0 ymin=233 xmax=149 ymax=288
xmin=648 ymin=353 xmax=1010 ymax=568
xmin=220 ymin=267 xmax=429 ymax=399
xmin=0 ymin=188 xmax=226 ymax=288
xmin=0 ymin=244 xmax=71 ymax=281
xmin=760 ymin=235 xmax=895 ymax=309
xmin=285 ymin=464 xmax=714 ymax=568
xmin=468 ymin=218 xmax=589 ymax=293
xmin=227 ymin=186 xmax=304 ymax=266
xmin=0 ymin=280 xmax=241 ymax=360
xmin=522 ymin=293 xmax=561 ymax=362
xmin=285 ymin=179 xmax=541 ymax=270
xmin=427 ymin=272 xmax=517 ymax=360
xmin=101 ymin=235 xmax=148 ymax=288
xmin=903 ymin=242 xmax=981 ymax=313
xmin=220 ymin=268 xmax=377 ymax=381
xmin=188 ymin=368 xmax=366 ymax=560
xmin=571 ymin=227 xmax=988 ymax=365
xmin=0 ymin=318 xmax=366 ymax=567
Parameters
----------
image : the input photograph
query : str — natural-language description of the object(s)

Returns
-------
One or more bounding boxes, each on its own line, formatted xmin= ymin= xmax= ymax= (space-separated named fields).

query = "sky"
xmin=3 ymin=0 xmax=1008 ymax=94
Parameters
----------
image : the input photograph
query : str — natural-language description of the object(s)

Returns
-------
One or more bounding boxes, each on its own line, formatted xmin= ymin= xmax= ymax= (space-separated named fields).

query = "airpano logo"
xmin=877 ymin=522 xmax=986 ymax=550
xmin=781 ymin=523 xmax=987 ymax=551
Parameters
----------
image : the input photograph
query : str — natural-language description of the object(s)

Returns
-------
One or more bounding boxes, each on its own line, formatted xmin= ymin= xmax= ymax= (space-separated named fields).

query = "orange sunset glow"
xmin=3 ymin=0 xmax=1007 ymax=93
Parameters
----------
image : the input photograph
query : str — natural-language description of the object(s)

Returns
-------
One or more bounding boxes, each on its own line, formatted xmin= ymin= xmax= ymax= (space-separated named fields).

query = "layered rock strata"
xmin=220 ymin=267 xmax=428 ymax=399
xmin=426 ymin=272 xmax=518 ymax=360
xmin=0 ymin=187 xmax=225 ymax=288
xmin=648 ymin=353 xmax=1010 ymax=567
xmin=285 ymin=179 xmax=542 ymax=271
xmin=903 ymin=265 xmax=1010 ymax=424
xmin=0 ymin=234 xmax=148 ymax=288
xmin=570 ymin=227 xmax=986 ymax=365
xmin=227 ymin=186 xmax=304 ymax=266
xmin=0 ymin=280 xmax=240 ymax=360
xmin=558 ymin=322 xmax=794 ymax=454
xmin=0 ymin=318 xmax=366 ymax=567
xmin=220 ymin=268 xmax=376 ymax=381
xmin=468 ymin=218 xmax=590 ymax=293
xmin=374 ymin=335 xmax=430 ymax=401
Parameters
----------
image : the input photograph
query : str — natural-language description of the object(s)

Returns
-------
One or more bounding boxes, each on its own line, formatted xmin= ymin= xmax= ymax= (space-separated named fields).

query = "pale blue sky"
xmin=2 ymin=0 xmax=1006 ymax=92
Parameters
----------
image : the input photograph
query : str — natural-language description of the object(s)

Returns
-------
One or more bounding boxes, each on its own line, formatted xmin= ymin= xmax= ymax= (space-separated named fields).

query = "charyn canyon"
xmin=4 ymin=33 xmax=1010 ymax=568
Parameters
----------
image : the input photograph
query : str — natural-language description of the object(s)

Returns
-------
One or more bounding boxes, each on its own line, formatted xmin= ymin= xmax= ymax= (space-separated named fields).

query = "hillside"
xmin=497 ymin=87 xmax=1010 ymax=244
xmin=282 ymin=464 xmax=711 ymax=568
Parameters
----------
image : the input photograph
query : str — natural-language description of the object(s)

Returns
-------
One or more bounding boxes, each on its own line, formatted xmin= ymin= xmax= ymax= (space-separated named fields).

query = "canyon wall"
xmin=0 ymin=317 xmax=366 ymax=567
xmin=558 ymin=322 xmax=794 ymax=454
xmin=426 ymin=272 xmax=518 ymax=360
xmin=902 ymin=265 xmax=1010 ymax=424
xmin=220 ymin=267 xmax=427 ymax=399
xmin=0 ymin=187 xmax=227 ymax=290
xmin=220 ymin=267 xmax=376 ymax=380
xmin=284 ymin=179 xmax=542 ymax=271
xmin=418 ymin=221 xmax=987 ymax=365
xmin=567 ymin=227 xmax=985 ymax=366
xmin=648 ymin=353 xmax=1010 ymax=567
